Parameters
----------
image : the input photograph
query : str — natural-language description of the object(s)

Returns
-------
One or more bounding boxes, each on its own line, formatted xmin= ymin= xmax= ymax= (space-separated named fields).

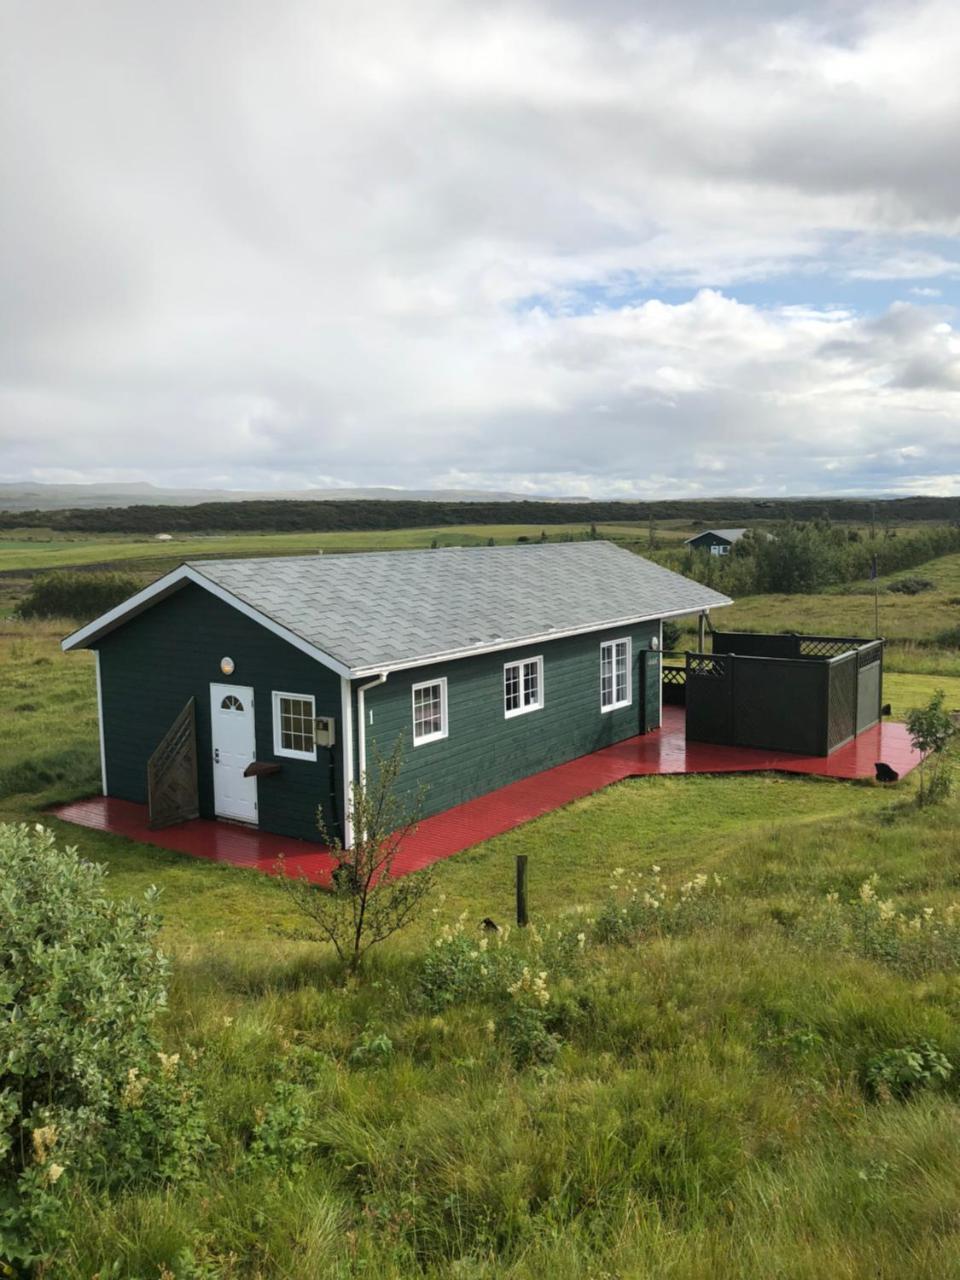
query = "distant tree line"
xmin=677 ymin=521 xmax=960 ymax=596
xmin=2 ymin=495 xmax=960 ymax=534
xmin=18 ymin=571 xmax=143 ymax=621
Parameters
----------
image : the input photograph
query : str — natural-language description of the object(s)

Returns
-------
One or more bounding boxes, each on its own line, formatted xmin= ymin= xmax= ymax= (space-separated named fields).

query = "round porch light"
xmin=220 ymin=656 xmax=235 ymax=675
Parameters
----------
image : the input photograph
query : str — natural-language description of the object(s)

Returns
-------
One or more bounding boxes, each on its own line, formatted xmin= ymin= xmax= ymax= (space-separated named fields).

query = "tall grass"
xmin=6 ymin=623 xmax=960 ymax=1277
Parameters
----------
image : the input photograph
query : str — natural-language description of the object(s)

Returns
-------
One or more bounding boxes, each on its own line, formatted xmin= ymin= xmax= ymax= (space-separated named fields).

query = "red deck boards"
xmin=51 ymin=707 xmax=921 ymax=887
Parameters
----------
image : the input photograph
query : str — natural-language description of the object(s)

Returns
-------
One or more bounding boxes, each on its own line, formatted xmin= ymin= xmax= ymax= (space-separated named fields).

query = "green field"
xmin=5 ymin=601 xmax=960 ymax=1276
xmin=0 ymin=521 xmax=697 ymax=575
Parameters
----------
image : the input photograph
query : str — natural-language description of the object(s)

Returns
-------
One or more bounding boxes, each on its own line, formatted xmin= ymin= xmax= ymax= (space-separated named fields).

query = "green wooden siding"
xmin=357 ymin=621 xmax=660 ymax=821
xmin=95 ymin=583 xmax=342 ymax=842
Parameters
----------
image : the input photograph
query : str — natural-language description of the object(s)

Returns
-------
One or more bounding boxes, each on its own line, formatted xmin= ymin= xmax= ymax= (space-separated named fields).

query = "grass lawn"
xmin=714 ymin=550 xmax=960 ymax=655
xmin=6 ymin=625 xmax=960 ymax=1276
xmin=0 ymin=521 xmax=695 ymax=575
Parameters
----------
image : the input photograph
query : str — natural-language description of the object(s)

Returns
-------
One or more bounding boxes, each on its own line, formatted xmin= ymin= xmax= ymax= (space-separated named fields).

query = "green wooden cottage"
xmin=62 ymin=542 xmax=730 ymax=845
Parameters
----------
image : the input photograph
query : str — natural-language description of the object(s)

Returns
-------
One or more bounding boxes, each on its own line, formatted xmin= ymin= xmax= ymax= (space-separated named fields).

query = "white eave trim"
xmin=60 ymin=564 xmax=353 ymax=679
xmin=349 ymin=598 xmax=733 ymax=678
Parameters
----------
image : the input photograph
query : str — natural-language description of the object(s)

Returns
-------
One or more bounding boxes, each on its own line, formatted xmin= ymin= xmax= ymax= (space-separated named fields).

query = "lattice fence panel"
xmin=799 ymin=638 xmax=854 ymax=658
xmin=688 ymin=655 xmax=727 ymax=679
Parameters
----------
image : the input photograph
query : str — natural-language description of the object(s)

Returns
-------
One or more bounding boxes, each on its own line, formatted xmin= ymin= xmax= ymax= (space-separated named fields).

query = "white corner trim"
xmin=340 ymin=676 xmax=355 ymax=848
xmin=60 ymin=563 xmax=352 ymax=679
xmin=94 ymin=650 xmax=108 ymax=795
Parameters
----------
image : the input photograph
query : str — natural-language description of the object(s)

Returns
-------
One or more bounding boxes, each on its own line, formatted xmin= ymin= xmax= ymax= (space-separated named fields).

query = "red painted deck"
xmin=51 ymin=707 xmax=921 ymax=887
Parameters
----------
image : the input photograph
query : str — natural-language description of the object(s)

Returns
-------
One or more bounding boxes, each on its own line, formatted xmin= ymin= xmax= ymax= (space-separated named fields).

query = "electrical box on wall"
xmin=314 ymin=715 xmax=336 ymax=747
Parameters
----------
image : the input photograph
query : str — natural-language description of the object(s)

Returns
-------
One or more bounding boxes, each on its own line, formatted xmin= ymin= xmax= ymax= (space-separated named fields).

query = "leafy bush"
xmin=0 ymin=824 xmax=207 ymax=1266
xmin=906 ymin=689 xmax=956 ymax=805
xmin=18 ymin=570 xmax=142 ymax=622
xmin=661 ymin=619 xmax=683 ymax=651
xmin=681 ymin=520 xmax=960 ymax=596
xmin=419 ymin=907 xmax=586 ymax=1068
xmin=864 ymin=1042 xmax=952 ymax=1101
xmin=246 ymin=1081 xmax=315 ymax=1174
xmin=887 ymin=576 xmax=935 ymax=595
xmin=798 ymin=876 xmax=960 ymax=978
xmin=593 ymin=865 xmax=726 ymax=944
xmin=348 ymin=1029 xmax=395 ymax=1067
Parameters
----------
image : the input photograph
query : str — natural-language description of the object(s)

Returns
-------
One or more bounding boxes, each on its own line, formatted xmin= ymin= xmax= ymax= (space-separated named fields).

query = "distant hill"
xmin=0 ymin=481 xmax=536 ymax=512
xmin=1 ymin=493 xmax=959 ymax=535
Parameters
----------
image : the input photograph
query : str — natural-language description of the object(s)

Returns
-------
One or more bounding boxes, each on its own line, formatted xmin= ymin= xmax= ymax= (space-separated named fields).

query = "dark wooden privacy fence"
xmin=680 ymin=633 xmax=884 ymax=757
xmin=662 ymin=658 xmax=687 ymax=706
xmin=147 ymin=698 xmax=199 ymax=828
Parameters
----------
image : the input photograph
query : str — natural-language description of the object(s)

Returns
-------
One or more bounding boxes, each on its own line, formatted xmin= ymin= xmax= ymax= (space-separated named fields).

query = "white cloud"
xmin=1 ymin=0 xmax=960 ymax=496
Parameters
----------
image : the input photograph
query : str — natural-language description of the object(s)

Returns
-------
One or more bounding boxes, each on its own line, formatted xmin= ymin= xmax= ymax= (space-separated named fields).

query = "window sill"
xmin=413 ymin=730 xmax=448 ymax=747
xmin=504 ymin=703 xmax=543 ymax=719
xmin=601 ymin=699 xmax=632 ymax=714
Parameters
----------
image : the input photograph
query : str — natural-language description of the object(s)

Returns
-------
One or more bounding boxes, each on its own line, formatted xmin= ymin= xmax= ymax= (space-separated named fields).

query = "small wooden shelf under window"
xmin=243 ymin=761 xmax=283 ymax=778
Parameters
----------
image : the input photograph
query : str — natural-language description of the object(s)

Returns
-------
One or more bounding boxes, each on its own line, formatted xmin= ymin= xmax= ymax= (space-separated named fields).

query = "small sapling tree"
xmin=280 ymin=736 xmax=432 ymax=973
xmin=906 ymin=689 xmax=956 ymax=805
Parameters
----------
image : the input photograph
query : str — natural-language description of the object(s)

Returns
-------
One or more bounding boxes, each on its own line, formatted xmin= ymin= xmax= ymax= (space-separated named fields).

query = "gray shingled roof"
xmin=188 ymin=541 xmax=731 ymax=674
xmin=685 ymin=528 xmax=747 ymax=544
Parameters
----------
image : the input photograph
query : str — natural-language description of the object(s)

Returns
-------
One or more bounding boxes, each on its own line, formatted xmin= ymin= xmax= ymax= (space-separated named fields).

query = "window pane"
xmin=504 ymin=664 xmax=520 ymax=712
xmin=414 ymin=683 xmax=444 ymax=739
xmin=278 ymin=694 xmax=315 ymax=753
xmin=615 ymin=641 xmax=628 ymax=703
xmin=522 ymin=660 xmax=539 ymax=706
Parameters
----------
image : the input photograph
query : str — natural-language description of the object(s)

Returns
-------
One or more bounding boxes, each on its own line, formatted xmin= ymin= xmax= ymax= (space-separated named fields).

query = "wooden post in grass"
xmin=516 ymin=854 xmax=528 ymax=927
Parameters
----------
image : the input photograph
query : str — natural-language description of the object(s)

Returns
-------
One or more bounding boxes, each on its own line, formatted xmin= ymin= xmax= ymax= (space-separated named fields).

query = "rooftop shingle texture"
xmin=687 ymin=528 xmax=747 ymax=543
xmin=189 ymin=541 xmax=731 ymax=673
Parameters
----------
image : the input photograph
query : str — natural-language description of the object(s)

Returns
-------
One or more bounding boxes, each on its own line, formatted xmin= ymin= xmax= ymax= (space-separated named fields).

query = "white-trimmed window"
xmin=412 ymin=678 xmax=448 ymax=745
xmin=504 ymin=656 xmax=544 ymax=718
xmin=272 ymin=691 xmax=317 ymax=760
xmin=600 ymin=638 xmax=631 ymax=711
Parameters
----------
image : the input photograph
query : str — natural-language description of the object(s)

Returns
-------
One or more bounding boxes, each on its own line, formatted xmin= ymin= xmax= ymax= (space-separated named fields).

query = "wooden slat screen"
xmin=147 ymin=698 xmax=199 ymax=829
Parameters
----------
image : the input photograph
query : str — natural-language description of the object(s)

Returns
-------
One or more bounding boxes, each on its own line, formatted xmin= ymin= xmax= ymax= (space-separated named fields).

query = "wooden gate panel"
xmin=147 ymin=698 xmax=199 ymax=828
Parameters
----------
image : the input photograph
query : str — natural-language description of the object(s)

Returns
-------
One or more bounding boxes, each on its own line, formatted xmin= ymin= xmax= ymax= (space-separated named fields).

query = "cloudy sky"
xmin=2 ymin=0 xmax=960 ymax=498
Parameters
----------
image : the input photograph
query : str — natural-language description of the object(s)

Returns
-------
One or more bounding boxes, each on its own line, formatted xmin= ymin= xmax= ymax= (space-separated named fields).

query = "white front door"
xmin=209 ymin=683 xmax=258 ymax=823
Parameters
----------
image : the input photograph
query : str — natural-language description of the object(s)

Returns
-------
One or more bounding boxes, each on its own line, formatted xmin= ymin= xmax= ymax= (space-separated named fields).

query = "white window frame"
xmin=272 ymin=690 xmax=318 ymax=761
xmin=600 ymin=637 xmax=632 ymax=712
xmin=503 ymin=655 xmax=544 ymax=719
xmin=412 ymin=677 xmax=448 ymax=746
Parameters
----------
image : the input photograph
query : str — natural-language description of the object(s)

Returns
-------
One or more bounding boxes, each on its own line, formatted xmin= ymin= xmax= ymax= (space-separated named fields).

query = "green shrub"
xmin=661 ymin=619 xmax=683 ymax=651
xmin=907 ymin=689 xmax=956 ymax=806
xmin=0 ymin=824 xmax=207 ymax=1266
xmin=864 ymin=1041 xmax=952 ymax=1101
xmin=797 ymin=876 xmax=960 ymax=979
xmin=593 ymin=865 xmax=726 ymax=944
xmin=887 ymin=576 xmax=935 ymax=595
xmin=347 ymin=1029 xmax=394 ymax=1067
xmin=18 ymin=570 xmax=142 ymax=622
xmin=246 ymin=1081 xmax=315 ymax=1174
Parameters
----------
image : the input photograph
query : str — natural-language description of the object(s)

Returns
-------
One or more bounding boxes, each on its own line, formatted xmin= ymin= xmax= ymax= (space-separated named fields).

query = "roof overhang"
xmin=349 ymin=598 xmax=733 ymax=678
xmin=60 ymin=564 xmax=353 ymax=679
xmin=61 ymin=562 xmax=731 ymax=681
